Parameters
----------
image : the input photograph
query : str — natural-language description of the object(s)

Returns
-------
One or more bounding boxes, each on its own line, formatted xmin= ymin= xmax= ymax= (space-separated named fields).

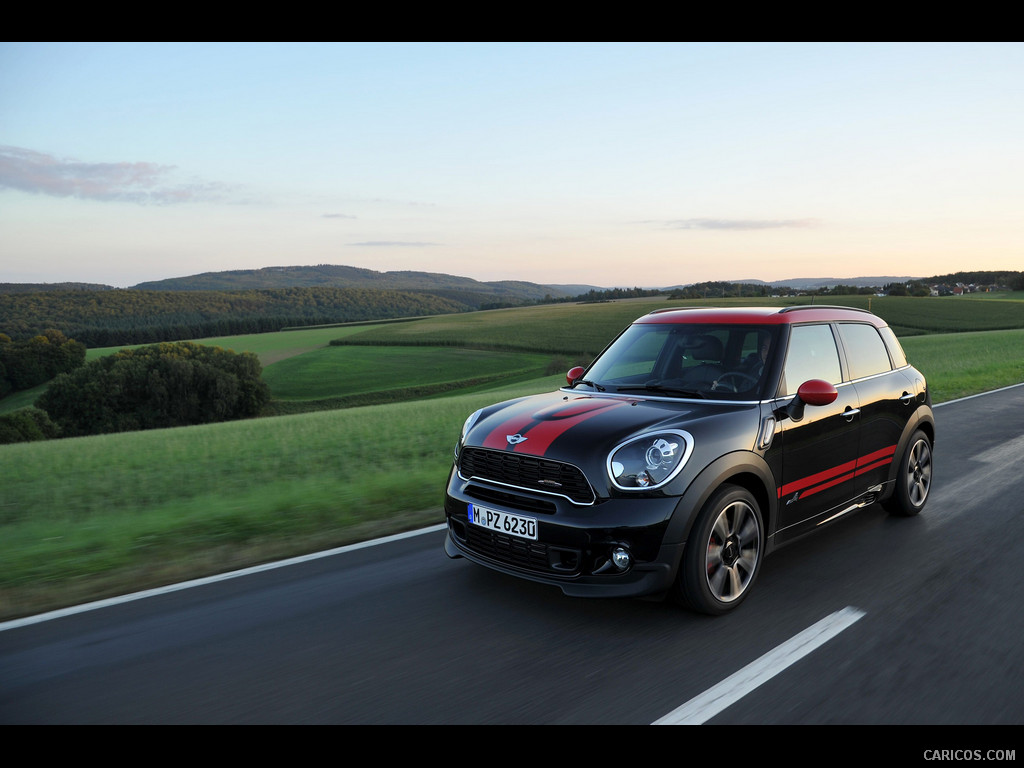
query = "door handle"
xmin=843 ymin=407 xmax=860 ymax=422
xmin=899 ymin=392 xmax=914 ymax=404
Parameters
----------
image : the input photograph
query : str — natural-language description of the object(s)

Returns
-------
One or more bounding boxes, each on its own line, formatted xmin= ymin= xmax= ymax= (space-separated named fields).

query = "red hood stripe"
xmin=511 ymin=400 xmax=629 ymax=456
xmin=480 ymin=398 xmax=627 ymax=454
xmin=479 ymin=399 xmax=549 ymax=450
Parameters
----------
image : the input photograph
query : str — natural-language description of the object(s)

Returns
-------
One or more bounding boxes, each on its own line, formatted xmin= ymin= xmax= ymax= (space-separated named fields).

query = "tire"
xmin=675 ymin=484 xmax=763 ymax=615
xmin=883 ymin=430 xmax=933 ymax=517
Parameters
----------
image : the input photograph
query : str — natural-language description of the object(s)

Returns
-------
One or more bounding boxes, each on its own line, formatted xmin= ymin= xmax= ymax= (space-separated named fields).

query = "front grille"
xmin=465 ymin=484 xmax=558 ymax=515
xmin=459 ymin=447 xmax=595 ymax=504
xmin=449 ymin=516 xmax=582 ymax=576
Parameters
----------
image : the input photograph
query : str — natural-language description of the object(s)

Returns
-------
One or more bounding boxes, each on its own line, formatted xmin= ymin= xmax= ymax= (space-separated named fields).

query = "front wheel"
xmin=674 ymin=485 xmax=763 ymax=615
xmin=883 ymin=430 xmax=932 ymax=516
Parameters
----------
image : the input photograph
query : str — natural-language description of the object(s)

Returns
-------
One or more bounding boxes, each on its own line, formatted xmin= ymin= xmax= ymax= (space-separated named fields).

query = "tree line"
xmin=0 ymin=333 xmax=270 ymax=443
xmin=35 ymin=342 xmax=270 ymax=439
xmin=0 ymin=286 xmax=472 ymax=346
xmin=0 ymin=329 xmax=86 ymax=398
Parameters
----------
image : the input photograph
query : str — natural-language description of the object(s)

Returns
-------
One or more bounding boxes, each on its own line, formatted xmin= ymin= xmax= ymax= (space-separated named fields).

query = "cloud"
xmin=322 ymin=213 xmax=357 ymax=219
xmin=656 ymin=218 xmax=820 ymax=231
xmin=347 ymin=241 xmax=441 ymax=247
xmin=0 ymin=145 xmax=231 ymax=204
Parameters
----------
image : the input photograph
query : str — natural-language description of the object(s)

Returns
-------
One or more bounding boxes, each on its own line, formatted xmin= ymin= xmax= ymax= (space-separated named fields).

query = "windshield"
xmin=577 ymin=323 xmax=779 ymax=399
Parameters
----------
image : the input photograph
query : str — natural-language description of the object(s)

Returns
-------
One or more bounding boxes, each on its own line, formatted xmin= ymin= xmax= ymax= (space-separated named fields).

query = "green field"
xmin=0 ymin=376 xmax=563 ymax=618
xmin=339 ymin=294 xmax=1024 ymax=348
xmin=261 ymin=345 xmax=554 ymax=410
xmin=901 ymin=328 xmax=1024 ymax=402
xmin=85 ymin=325 xmax=367 ymax=365
xmin=2 ymin=294 xmax=1024 ymax=621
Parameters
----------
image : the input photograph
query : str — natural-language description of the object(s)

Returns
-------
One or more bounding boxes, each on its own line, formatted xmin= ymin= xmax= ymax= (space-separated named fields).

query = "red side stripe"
xmin=797 ymin=470 xmax=857 ymax=499
xmin=779 ymin=459 xmax=858 ymax=498
xmin=857 ymin=445 xmax=898 ymax=466
xmin=854 ymin=458 xmax=892 ymax=477
xmin=777 ymin=444 xmax=897 ymax=499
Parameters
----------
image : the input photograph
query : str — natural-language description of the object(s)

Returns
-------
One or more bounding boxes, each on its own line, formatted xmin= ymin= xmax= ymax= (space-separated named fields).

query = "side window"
xmin=878 ymin=326 xmax=908 ymax=368
xmin=782 ymin=324 xmax=842 ymax=396
xmin=838 ymin=323 xmax=893 ymax=380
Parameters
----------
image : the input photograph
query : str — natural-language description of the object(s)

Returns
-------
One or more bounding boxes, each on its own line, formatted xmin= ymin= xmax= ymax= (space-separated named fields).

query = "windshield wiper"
xmin=571 ymin=379 xmax=606 ymax=391
xmin=615 ymin=382 xmax=707 ymax=398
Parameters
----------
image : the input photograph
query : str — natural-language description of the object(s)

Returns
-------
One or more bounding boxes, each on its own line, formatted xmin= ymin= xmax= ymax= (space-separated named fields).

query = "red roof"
xmin=635 ymin=306 xmax=885 ymax=326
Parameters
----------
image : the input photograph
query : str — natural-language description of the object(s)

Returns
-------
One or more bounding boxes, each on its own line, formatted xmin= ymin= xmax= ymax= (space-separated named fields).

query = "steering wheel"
xmin=712 ymin=371 xmax=760 ymax=392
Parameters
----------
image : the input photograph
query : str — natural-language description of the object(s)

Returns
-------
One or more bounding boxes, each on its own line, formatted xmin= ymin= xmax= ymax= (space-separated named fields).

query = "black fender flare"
xmin=663 ymin=450 xmax=778 ymax=550
xmin=882 ymin=406 xmax=936 ymax=500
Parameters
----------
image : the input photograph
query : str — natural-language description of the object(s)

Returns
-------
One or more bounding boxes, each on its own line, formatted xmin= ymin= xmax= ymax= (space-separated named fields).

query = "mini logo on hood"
xmin=506 ymin=433 xmax=528 ymax=445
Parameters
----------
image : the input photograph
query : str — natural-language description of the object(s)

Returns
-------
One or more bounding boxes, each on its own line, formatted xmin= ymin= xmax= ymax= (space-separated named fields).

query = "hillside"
xmin=4 ymin=264 xmax=1021 ymax=348
xmin=131 ymin=264 xmax=583 ymax=303
xmin=743 ymin=276 xmax=919 ymax=290
xmin=0 ymin=265 xmax=611 ymax=347
xmin=0 ymin=282 xmax=116 ymax=294
xmin=0 ymin=286 xmax=474 ymax=347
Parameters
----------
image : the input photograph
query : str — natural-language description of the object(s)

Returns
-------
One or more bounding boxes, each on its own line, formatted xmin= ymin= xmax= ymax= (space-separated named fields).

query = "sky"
xmin=1 ymin=42 xmax=1021 ymax=289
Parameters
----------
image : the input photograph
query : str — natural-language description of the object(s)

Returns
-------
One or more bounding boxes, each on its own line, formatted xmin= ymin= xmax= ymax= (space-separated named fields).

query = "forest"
xmin=36 ymin=342 xmax=269 ymax=437
xmin=0 ymin=286 xmax=472 ymax=347
xmin=0 ymin=329 xmax=86 ymax=397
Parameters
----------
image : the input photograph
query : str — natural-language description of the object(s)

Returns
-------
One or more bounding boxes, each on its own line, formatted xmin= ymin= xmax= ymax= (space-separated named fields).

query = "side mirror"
xmin=787 ymin=379 xmax=838 ymax=421
xmin=797 ymin=379 xmax=838 ymax=406
xmin=566 ymin=366 xmax=586 ymax=386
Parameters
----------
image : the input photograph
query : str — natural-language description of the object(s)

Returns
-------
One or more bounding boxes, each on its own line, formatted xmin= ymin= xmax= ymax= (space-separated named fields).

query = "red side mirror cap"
xmin=797 ymin=379 xmax=838 ymax=407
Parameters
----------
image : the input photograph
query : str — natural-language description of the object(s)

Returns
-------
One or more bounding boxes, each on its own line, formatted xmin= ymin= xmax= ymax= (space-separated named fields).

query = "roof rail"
xmin=778 ymin=305 xmax=872 ymax=315
xmin=645 ymin=306 xmax=716 ymax=315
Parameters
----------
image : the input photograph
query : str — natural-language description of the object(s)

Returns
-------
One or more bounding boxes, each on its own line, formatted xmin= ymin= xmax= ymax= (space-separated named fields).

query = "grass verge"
xmin=0 ymin=376 xmax=562 ymax=620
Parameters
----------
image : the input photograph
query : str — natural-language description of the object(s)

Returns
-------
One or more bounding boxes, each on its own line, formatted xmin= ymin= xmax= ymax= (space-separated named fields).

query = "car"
xmin=443 ymin=305 xmax=935 ymax=614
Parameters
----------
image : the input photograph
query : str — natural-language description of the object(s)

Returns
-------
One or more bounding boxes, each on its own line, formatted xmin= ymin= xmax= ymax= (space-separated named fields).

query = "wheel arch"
xmin=665 ymin=451 xmax=778 ymax=550
xmin=882 ymin=406 xmax=935 ymax=499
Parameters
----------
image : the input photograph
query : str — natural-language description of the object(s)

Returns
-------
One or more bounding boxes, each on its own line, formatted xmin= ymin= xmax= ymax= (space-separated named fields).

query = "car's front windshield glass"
xmin=577 ymin=323 xmax=778 ymax=399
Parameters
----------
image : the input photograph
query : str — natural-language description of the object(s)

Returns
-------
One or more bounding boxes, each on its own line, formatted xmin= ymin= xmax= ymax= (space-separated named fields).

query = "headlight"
xmin=607 ymin=430 xmax=693 ymax=490
xmin=455 ymin=409 xmax=483 ymax=459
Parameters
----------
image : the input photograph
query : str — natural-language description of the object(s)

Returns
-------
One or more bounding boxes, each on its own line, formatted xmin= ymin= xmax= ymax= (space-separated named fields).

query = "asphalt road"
xmin=2 ymin=385 xmax=1023 ymax=725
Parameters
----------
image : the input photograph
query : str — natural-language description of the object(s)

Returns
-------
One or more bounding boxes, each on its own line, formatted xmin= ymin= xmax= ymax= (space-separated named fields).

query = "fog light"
xmin=611 ymin=546 xmax=632 ymax=571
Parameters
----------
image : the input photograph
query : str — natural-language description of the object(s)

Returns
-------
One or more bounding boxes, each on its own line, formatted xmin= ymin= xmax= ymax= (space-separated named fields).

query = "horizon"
xmin=2 ymin=43 xmax=1022 ymax=288
xmin=9 ymin=259 xmax=999 ymax=292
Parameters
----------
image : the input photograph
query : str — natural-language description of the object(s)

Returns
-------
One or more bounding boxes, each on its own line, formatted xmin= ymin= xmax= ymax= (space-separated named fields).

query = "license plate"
xmin=468 ymin=503 xmax=538 ymax=540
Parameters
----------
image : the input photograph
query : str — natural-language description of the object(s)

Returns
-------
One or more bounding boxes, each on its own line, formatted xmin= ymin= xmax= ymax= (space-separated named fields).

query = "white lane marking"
xmin=974 ymin=433 xmax=1024 ymax=465
xmin=934 ymin=381 xmax=1024 ymax=407
xmin=652 ymin=606 xmax=866 ymax=725
xmin=0 ymin=524 xmax=448 ymax=632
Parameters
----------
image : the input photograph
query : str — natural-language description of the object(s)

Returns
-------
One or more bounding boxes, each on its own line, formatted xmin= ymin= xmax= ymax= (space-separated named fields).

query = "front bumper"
xmin=444 ymin=467 xmax=685 ymax=598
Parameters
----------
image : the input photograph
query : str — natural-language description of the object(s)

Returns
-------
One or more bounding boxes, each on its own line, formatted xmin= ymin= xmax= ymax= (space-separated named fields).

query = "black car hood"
xmin=467 ymin=390 xmax=746 ymax=462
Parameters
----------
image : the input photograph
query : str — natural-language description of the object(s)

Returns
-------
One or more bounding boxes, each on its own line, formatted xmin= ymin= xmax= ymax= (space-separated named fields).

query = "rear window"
xmin=878 ymin=326 xmax=908 ymax=368
xmin=838 ymin=323 xmax=893 ymax=380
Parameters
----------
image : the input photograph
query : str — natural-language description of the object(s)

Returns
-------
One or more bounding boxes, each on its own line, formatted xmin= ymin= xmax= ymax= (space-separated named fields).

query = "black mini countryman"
xmin=444 ymin=306 xmax=935 ymax=614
